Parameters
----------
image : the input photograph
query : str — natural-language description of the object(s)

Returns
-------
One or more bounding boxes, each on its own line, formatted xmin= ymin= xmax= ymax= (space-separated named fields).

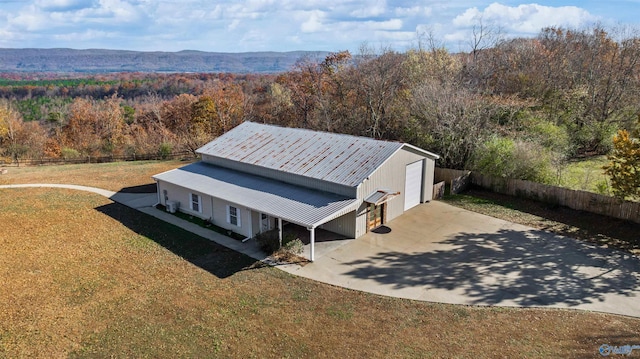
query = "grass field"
xmin=443 ymin=189 xmax=640 ymax=254
xmin=556 ymin=156 xmax=610 ymax=194
xmin=0 ymin=160 xmax=190 ymax=191
xmin=1 ymin=161 xmax=639 ymax=358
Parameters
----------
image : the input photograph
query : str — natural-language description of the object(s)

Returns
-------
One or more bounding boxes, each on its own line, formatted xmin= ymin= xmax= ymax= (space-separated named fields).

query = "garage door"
xmin=404 ymin=160 xmax=423 ymax=210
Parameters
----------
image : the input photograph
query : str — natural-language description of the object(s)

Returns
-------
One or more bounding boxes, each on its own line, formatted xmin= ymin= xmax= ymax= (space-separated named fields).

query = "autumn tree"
xmin=604 ymin=119 xmax=640 ymax=200
xmin=200 ymin=82 xmax=246 ymax=136
xmin=0 ymin=100 xmax=47 ymax=165
xmin=95 ymin=94 xmax=126 ymax=156
xmin=350 ymin=46 xmax=408 ymax=139
xmin=277 ymin=55 xmax=324 ymax=127
xmin=0 ymin=101 xmax=25 ymax=163
xmin=407 ymin=80 xmax=494 ymax=168
xmin=162 ymin=94 xmax=200 ymax=154
xmin=315 ymin=50 xmax=355 ymax=132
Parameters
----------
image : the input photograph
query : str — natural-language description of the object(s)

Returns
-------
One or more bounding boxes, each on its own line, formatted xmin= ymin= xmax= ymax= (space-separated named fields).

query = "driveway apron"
xmin=280 ymin=201 xmax=640 ymax=317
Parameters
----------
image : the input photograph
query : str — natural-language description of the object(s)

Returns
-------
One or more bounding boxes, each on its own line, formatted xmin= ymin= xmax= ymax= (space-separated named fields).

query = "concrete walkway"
xmin=3 ymin=184 xmax=639 ymax=317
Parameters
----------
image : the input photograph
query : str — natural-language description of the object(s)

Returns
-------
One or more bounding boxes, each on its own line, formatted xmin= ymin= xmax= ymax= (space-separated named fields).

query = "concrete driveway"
xmin=281 ymin=201 xmax=640 ymax=317
xmin=4 ymin=184 xmax=638 ymax=317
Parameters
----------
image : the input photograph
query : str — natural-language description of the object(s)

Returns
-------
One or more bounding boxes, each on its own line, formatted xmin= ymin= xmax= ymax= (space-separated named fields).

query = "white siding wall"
xmin=251 ymin=211 xmax=261 ymax=236
xmin=157 ymin=180 xmax=253 ymax=238
xmin=354 ymin=148 xmax=431 ymax=238
xmin=157 ymin=181 xmax=213 ymax=220
xmin=321 ymin=211 xmax=356 ymax=238
xmin=210 ymin=197 xmax=252 ymax=238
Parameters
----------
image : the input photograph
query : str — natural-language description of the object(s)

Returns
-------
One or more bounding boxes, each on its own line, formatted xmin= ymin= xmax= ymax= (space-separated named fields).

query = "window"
xmin=163 ymin=190 xmax=168 ymax=202
xmin=190 ymin=193 xmax=201 ymax=213
xmin=227 ymin=205 xmax=241 ymax=227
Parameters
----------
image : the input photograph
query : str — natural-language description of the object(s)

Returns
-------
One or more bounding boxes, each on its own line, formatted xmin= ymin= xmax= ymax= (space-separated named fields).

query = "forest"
xmin=0 ymin=25 xmax=639 ymax=199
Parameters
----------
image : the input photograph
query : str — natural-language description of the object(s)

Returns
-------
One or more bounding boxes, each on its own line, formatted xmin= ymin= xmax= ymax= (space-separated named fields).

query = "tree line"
xmin=0 ymin=25 xmax=639 ymax=198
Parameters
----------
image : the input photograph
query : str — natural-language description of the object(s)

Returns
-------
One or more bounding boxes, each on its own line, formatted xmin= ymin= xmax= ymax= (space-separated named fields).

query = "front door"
xmin=367 ymin=204 xmax=383 ymax=231
xmin=261 ymin=213 xmax=271 ymax=232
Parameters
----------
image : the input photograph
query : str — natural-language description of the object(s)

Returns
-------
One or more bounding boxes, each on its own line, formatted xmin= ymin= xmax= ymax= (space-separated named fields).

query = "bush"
xmin=255 ymin=231 xmax=303 ymax=255
xmin=529 ymin=120 xmax=571 ymax=155
xmin=61 ymin=147 xmax=80 ymax=160
xmin=469 ymin=136 xmax=554 ymax=184
xmin=255 ymin=229 xmax=280 ymax=254
xmin=283 ymin=237 xmax=303 ymax=254
xmin=158 ymin=142 xmax=173 ymax=159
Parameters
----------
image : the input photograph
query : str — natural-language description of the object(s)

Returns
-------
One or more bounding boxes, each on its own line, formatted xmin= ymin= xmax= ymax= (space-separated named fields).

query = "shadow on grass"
xmin=448 ymin=189 xmax=640 ymax=253
xmin=96 ymin=202 xmax=264 ymax=278
xmin=117 ymin=183 xmax=157 ymax=193
xmin=344 ymin=228 xmax=640 ymax=307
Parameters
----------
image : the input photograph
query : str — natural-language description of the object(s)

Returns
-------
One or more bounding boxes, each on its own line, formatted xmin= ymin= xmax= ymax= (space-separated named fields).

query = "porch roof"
xmin=153 ymin=162 xmax=359 ymax=229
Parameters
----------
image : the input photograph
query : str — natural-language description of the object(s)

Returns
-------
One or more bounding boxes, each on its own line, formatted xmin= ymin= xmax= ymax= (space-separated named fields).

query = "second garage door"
xmin=404 ymin=160 xmax=423 ymax=210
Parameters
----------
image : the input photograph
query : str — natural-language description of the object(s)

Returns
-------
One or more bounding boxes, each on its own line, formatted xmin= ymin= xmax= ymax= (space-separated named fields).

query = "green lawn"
xmin=555 ymin=156 xmax=610 ymax=194
xmin=443 ymin=188 xmax=640 ymax=254
xmin=1 ymin=161 xmax=639 ymax=358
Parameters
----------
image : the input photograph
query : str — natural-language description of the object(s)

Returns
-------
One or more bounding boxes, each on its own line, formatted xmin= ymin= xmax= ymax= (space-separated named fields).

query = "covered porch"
xmin=280 ymin=223 xmax=354 ymax=261
xmin=153 ymin=162 xmax=360 ymax=261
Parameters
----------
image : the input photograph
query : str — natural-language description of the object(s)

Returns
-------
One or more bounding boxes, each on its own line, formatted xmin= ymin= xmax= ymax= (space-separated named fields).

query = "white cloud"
xmin=453 ymin=2 xmax=599 ymax=34
xmin=394 ymin=6 xmax=431 ymax=18
xmin=301 ymin=10 xmax=326 ymax=33
xmin=0 ymin=1 xmax=632 ymax=53
xmin=350 ymin=0 xmax=387 ymax=18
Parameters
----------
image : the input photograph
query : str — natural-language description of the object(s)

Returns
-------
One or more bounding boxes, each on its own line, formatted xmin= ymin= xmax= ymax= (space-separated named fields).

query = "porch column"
xmin=155 ymin=180 xmax=161 ymax=205
xmin=309 ymin=227 xmax=315 ymax=262
xmin=248 ymin=209 xmax=253 ymax=239
xmin=278 ymin=218 xmax=283 ymax=248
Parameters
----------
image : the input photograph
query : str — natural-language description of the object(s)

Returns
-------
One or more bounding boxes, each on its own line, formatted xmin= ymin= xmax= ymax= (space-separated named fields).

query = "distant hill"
xmin=0 ymin=48 xmax=330 ymax=73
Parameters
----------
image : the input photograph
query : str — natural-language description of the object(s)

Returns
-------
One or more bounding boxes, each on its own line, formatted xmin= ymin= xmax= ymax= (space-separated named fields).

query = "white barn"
xmin=153 ymin=122 xmax=439 ymax=261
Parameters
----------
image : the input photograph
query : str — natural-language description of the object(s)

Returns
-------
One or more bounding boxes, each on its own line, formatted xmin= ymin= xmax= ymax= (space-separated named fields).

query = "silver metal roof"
xmin=153 ymin=162 xmax=358 ymax=228
xmin=196 ymin=122 xmax=438 ymax=187
xmin=364 ymin=189 xmax=400 ymax=206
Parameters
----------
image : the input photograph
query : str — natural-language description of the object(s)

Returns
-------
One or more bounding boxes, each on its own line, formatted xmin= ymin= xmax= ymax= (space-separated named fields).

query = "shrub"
xmin=61 ymin=147 xmax=80 ymax=160
xmin=283 ymin=237 xmax=303 ymax=254
xmin=529 ymin=120 xmax=571 ymax=155
xmin=255 ymin=231 xmax=304 ymax=256
xmin=255 ymin=229 xmax=280 ymax=254
xmin=469 ymin=136 xmax=554 ymax=184
xmin=158 ymin=142 xmax=173 ymax=159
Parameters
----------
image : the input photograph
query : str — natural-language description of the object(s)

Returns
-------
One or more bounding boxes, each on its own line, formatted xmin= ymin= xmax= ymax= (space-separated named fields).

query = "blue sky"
xmin=0 ymin=0 xmax=638 ymax=52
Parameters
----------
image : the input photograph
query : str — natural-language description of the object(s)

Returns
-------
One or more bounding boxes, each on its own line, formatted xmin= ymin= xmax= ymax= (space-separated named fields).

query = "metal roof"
xmin=196 ymin=122 xmax=438 ymax=187
xmin=364 ymin=189 xmax=400 ymax=206
xmin=153 ymin=162 xmax=358 ymax=229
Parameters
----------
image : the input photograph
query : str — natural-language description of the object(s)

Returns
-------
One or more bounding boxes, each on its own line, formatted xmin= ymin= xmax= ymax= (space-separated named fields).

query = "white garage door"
xmin=404 ymin=160 xmax=423 ymax=211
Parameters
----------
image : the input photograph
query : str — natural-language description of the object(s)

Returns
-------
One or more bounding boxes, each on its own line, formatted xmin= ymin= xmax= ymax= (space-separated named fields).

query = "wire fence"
xmin=1 ymin=151 xmax=195 ymax=167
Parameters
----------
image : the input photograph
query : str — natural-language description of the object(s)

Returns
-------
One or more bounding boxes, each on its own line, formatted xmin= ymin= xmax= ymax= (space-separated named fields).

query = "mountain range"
xmin=0 ymin=48 xmax=329 ymax=73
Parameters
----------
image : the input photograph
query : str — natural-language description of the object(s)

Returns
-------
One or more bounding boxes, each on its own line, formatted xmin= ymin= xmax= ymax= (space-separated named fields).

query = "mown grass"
xmin=1 ymin=161 xmax=639 ymax=358
xmin=0 ymin=160 xmax=191 ymax=191
xmin=443 ymin=189 xmax=640 ymax=254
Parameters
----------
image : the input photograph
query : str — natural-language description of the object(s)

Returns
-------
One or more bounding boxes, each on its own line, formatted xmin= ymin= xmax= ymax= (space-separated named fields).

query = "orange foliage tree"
xmin=604 ymin=120 xmax=640 ymax=201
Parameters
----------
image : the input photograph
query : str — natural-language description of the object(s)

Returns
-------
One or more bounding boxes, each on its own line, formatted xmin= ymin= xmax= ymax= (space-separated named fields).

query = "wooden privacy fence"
xmin=432 ymin=181 xmax=445 ymax=200
xmin=471 ymin=172 xmax=640 ymax=224
xmin=434 ymin=168 xmax=472 ymax=195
